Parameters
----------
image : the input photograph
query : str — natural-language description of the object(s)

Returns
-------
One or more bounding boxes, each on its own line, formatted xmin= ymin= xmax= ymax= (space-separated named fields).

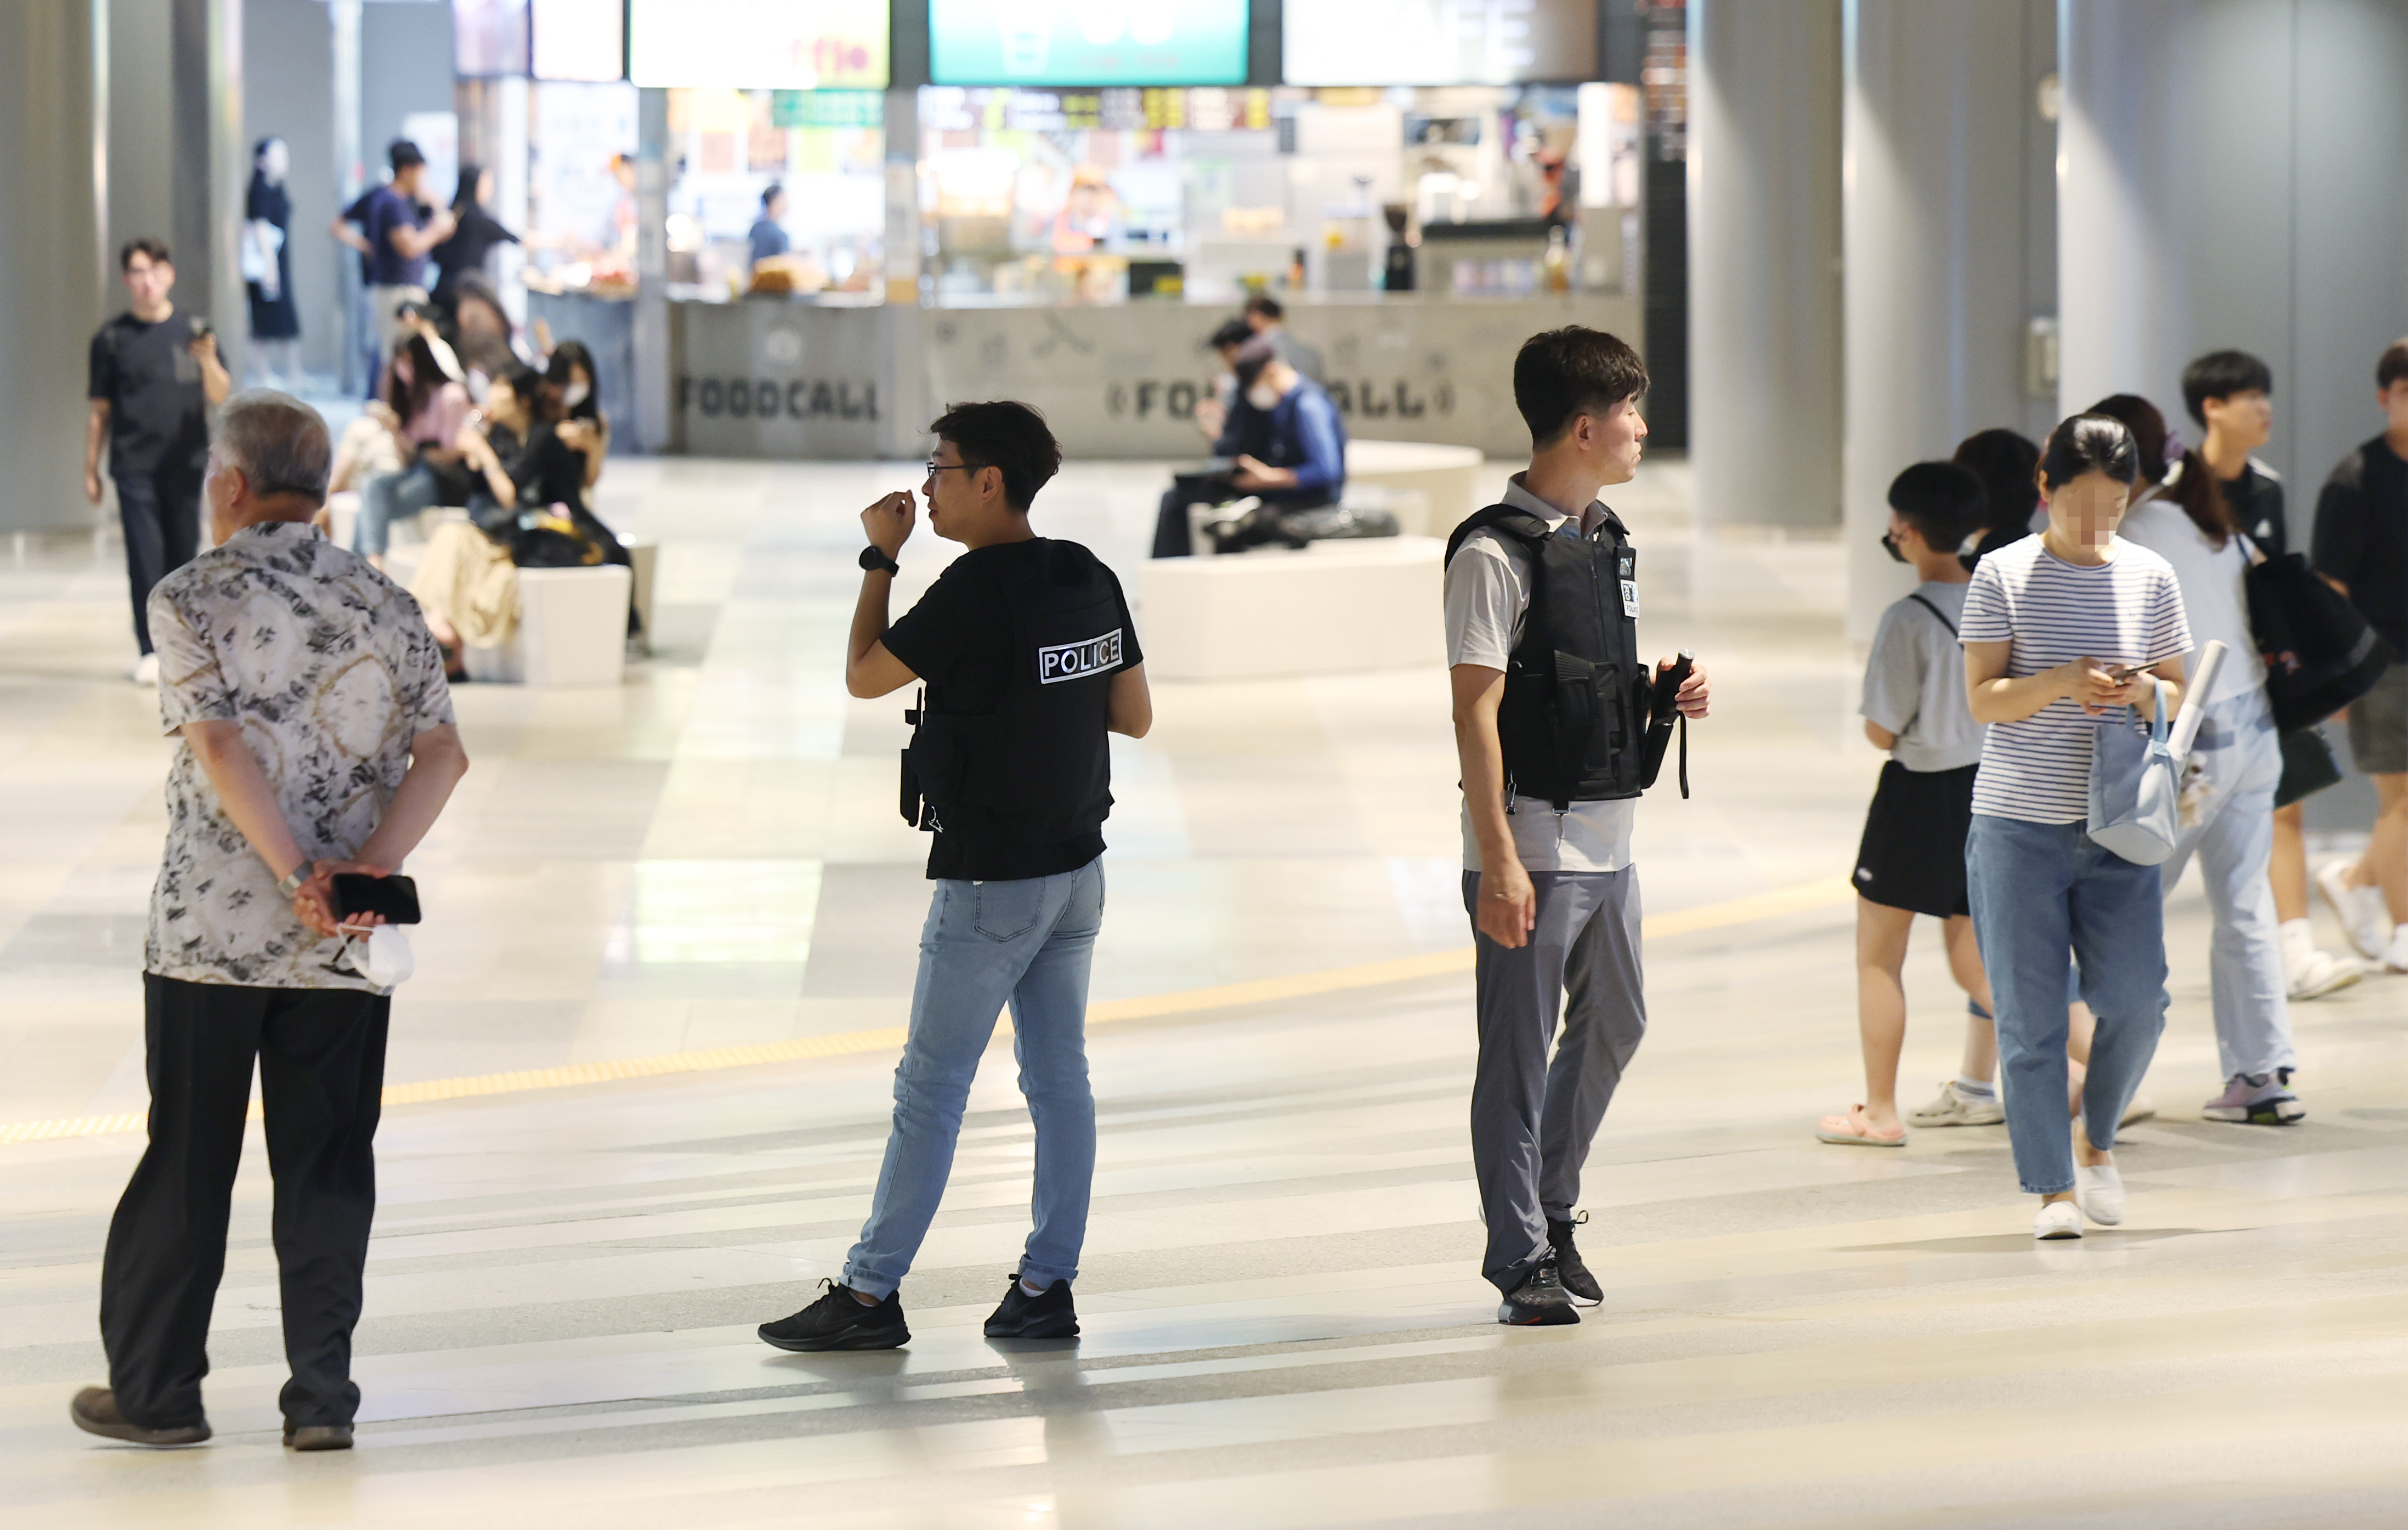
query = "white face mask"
xmin=1245 ymin=382 xmax=1281 ymax=410
xmin=562 ymin=379 xmax=591 ymax=408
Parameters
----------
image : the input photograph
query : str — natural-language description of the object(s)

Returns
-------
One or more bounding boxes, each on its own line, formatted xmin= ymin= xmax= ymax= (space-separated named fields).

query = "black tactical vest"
xmin=900 ymin=540 xmax=1125 ymax=846
xmin=1444 ymin=503 xmax=1647 ymax=807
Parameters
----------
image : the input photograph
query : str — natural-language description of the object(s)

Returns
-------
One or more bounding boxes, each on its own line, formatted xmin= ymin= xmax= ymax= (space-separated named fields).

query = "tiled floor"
xmin=7 ymin=456 xmax=2408 ymax=1526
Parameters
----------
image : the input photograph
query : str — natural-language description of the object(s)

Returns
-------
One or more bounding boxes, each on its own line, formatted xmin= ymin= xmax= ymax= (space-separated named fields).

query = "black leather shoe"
xmin=1548 ymin=1212 xmax=1604 ymax=1304
xmin=758 ymin=1278 xmax=911 ymax=1352
xmin=69 ymin=1387 xmax=209 ymax=1447
xmin=284 ymin=1423 xmax=354 ymax=1451
xmin=984 ymin=1275 xmax=1080 ymax=1339
xmin=1496 ymin=1257 xmax=1579 ymax=1327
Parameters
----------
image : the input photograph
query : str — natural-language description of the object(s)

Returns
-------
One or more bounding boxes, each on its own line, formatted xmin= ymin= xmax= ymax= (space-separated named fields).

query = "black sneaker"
xmin=983 ymin=1274 xmax=1080 ymax=1339
xmin=284 ymin=1423 xmax=353 ymax=1451
xmin=69 ymin=1386 xmax=209 ymax=1447
xmin=1548 ymin=1212 xmax=1603 ymax=1304
xmin=1496 ymin=1257 xmax=1579 ymax=1327
xmin=758 ymin=1279 xmax=911 ymax=1352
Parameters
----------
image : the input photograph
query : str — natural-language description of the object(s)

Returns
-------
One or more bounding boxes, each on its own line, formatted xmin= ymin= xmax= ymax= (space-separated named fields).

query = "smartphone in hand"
xmin=332 ymin=873 xmax=421 ymax=925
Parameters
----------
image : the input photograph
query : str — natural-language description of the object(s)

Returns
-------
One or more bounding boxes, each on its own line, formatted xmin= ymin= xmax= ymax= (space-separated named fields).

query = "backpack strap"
xmin=1906 ymin=592 xmax=1956 ymax=636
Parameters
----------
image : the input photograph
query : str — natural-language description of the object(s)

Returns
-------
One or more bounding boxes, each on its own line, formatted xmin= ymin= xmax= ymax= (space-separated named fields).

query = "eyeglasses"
xmin=923 ymin=461 xmax=976 ymax=478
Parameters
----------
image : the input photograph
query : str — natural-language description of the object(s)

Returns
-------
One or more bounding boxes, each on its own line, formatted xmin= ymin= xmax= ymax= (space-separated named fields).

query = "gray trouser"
xmin=1463 ymin=868 xmax=1647 ymax=1292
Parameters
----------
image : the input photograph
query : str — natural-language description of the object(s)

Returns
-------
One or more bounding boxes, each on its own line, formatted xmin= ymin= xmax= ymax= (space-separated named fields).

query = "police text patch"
xmin=1037 ymin=628 xmax=1123 ymax=684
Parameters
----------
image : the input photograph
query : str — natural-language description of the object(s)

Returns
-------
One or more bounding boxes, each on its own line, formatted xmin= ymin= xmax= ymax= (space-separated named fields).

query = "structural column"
xmin=1685 ymin=0 xmax=1843 ymax=533
xmin=1840 ymin=0 xmax=2055 ymax=640
xmin=0 ymin=0 xmax=108 ymax=532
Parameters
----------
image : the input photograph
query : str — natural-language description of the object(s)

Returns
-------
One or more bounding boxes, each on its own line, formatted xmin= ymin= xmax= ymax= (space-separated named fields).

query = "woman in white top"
xmin=1962 ymin=414 xmax=2191 ymax=1240
xmin=2100 ymin=394 xmax=2306 ymax=1124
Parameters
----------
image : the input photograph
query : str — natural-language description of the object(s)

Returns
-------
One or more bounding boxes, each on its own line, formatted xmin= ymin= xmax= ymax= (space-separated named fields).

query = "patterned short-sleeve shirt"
xmin=146 ymin=519 xmax=455 ymax=989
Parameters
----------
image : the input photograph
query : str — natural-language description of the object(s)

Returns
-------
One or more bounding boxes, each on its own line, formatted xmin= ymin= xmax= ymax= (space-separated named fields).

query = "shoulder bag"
xmin=2241 ymin=532 xmax=2395 ymax=732
xmin=2088 ymin=682 xmax=2182 ymax=866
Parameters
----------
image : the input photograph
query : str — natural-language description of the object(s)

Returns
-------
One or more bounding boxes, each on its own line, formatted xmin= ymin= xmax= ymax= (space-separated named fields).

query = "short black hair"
xmin=118 ymin=237 xmax=171 ymax=270
xmin=1243 ymin=294 xmax=1284 ymax=322
xmin=1887 ymin=462 xmax=1987 ymax=552
xmin=1951 ymin=427 xmax=2039 ymax=529
xmin=2085 ymin=393 xmax=2170 ymax=483
xmin=2180 ymin=349 xmax=2273 ymax=426
xmin=389 ymin=139 xmax=425 ymax=172
xmin=2039 ymin=413 xmax=2140 ymax=489
xmin=1206 ymin=317 xmax=1254 ymax=353
xmin=928 ymin=400 xmax=1061 ymax=512
xmin=1512 ymin=327 xmax=1648 ymax=447
xmin=761 ymin=182 xmax=784 ymax=207
xmin=2379 ymin=339 xmax=2408 ymax=392
xmin=1230 ymin=335 xmax=1279 ymax=390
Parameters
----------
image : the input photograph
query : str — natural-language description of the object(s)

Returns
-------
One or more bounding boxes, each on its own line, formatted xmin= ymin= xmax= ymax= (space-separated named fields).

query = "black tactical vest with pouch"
xmin=1445 ymin=503 xmax=1648 ymax=808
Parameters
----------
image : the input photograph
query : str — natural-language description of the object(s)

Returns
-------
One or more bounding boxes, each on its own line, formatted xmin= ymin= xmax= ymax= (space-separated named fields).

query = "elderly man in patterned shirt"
xmin=71 ymin=391 xmax=469 ymax=1452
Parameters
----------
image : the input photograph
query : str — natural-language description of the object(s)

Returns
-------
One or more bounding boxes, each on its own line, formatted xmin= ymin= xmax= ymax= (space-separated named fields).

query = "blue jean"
xmin=1967 ymin=814 xmax=2168 ymax=1194
xmin=842 ymin=859 xmax=1104 ymax=1300
xmin=2158 ymin=688 xmax=2293 ymax=1079
xmin=355 ymin=461 xmax=441 ymax=556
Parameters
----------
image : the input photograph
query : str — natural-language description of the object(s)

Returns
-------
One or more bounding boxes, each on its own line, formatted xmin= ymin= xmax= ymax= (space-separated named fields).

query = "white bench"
xmin=462 ymin=564 xmax=633 ymax=686
xmin=1137 ymin=536 xmax=1444 ymax=681
xmin=1344 ymin=440 xmax=1485 ymax=536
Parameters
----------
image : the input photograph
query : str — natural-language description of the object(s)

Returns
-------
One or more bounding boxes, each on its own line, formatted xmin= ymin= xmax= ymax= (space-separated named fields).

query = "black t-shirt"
xmin=432 ymin=205 xmax=520 ymax=301
xmin=882 ymin=539 xmax=1143 ymax=881
xmin=2313 ymin=434 xmax=2408 ymax=652
xmin=2222 ymin=460 xmax=2287 ymax=557
xmin=473 ymin=420 xmax=589 ymax=516
xmin=88 ymin=308 xmax=208 ymax=478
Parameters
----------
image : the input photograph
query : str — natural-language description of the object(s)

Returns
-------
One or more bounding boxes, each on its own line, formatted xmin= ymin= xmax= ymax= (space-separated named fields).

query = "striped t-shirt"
xmin=1960 ymin=535 xmax=2192 ymax=824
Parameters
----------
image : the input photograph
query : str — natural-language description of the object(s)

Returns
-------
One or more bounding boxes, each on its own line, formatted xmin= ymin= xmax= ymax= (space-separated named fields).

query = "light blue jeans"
xmin=355 ymin=461 xmax=440 ymax=556
xmin=842 ymin=859 xmax=1103 ymax=1300
xmin=2158 ymin=688 xmax=2293 ymax=1080
xmin=1967 ymin=814 xmax=2168 ymax=1194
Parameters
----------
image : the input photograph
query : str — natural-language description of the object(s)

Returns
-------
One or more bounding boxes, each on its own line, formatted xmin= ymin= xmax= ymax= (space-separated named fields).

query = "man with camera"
xmin=1444 ymin=328 xmax=1710 ymax=1325
xmin=86 ymin=237 xmax=231 ymax=685
xmin=758 ymin=401 xmax=1150 ymax=1352
xmin=71 ymin=391 xmax=468 ymax=1452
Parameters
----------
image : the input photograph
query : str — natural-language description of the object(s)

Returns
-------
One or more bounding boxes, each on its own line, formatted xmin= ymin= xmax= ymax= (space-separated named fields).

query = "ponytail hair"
xmin=2166 ymin=449 xmax=2235 ymax=549
xmin=2038 ymin=413 xmax=2139 ymax=493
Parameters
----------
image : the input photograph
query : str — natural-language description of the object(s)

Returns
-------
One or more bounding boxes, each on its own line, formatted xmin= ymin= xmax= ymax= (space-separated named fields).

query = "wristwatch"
xmin=859 ymin=546 xmax=900 ymax=576
xmin=275 ymin=866 xmax=309 ymax=900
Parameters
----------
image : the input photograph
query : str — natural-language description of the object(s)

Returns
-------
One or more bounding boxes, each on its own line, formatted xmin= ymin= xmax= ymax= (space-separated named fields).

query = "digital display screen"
xmin=630 ymin=0 xmax=889 ymax=90
xmin=454 ymin=0 xmax=531 ymax=77
xmin=1283 ymin=0 xmax=1596 ymax=86
xmin=532 ymin=0 xmax=624 ymax=82
xmin=929 ymin=0 xmax=1248 ymax=87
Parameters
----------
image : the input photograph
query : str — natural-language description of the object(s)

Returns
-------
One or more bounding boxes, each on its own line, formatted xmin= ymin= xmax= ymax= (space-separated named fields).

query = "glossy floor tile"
xmin=5 ymin=458 xmax=2408 ymax=1526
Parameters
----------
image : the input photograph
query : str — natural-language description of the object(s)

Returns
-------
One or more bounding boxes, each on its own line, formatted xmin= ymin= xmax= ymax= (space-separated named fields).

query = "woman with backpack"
xmin=1962 ymin=414 xmax=2191 ymax=1239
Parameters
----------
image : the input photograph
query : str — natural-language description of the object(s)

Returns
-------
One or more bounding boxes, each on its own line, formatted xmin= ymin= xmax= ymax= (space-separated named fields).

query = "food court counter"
xmin=668 ymin=290 xmax=1644 ymax=461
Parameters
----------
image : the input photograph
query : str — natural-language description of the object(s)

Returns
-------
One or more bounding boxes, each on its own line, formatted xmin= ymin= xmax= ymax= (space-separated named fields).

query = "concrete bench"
xmin=461 ymin=564 xmax=633 ymax=687
xmin=1344 ymin=440 xmax=1486 ymax=536
xmin=1137 ymin=536 xmax=1444 ymax=681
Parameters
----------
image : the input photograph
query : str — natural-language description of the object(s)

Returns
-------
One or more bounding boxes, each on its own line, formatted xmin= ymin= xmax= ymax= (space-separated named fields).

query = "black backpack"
xmin=2243 ymin=536 xmax=2395 ymax=732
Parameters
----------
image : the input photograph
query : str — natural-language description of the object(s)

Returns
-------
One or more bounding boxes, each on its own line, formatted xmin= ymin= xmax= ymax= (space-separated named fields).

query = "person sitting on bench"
xmin=1151 ymin=335 xmax=1347 ymax=557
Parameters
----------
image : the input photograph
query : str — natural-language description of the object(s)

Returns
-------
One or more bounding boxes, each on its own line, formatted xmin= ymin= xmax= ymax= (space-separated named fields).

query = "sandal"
xmin=1815 ymin=1103 xmax=1906 ymax=1148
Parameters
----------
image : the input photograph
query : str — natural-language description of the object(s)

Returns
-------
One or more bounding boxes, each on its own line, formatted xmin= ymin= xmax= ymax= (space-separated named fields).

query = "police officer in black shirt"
xmin=86 ymin=239 xmax=230 ymax=685
xmin=758 ymin=401 xmax=1151 ymax=1352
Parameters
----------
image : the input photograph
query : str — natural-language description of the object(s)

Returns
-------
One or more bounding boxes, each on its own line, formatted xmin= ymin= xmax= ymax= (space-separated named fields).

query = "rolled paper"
xmin=2167 ymin=639 xmax=2227 ymax=758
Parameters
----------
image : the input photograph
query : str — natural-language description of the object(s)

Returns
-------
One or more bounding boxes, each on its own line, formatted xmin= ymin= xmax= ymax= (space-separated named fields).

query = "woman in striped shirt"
xmin=1962 ymin=414 xmax=2191 ymax=1240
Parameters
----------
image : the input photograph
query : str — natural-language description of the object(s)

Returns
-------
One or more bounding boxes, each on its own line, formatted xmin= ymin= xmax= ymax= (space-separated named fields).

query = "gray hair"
xmin=212 ymin=389 xmax=332 ymax=503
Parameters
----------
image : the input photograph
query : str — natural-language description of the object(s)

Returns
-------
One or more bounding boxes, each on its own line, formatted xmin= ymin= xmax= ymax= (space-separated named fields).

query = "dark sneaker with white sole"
xmin=69 ymin=1387 xmax=209 ymax=1447
xmin=1497 ymin=1257 xmax=1580 ymax=1327
xmin=984 ymin=1275 xmax=1080 ymax=1339
xmin=1548 ymin=1214 xmax=1603 ymax=1304
xmin=2203 ymin=1068 xmax=2306 ymax=1125
xmin=758 ymin=1279 xmax=911 ymax=1352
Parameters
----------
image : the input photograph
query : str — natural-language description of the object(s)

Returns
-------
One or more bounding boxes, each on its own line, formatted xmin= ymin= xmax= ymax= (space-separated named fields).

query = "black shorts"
xmin=1851 ymin=760 xmax=1978 ymax=917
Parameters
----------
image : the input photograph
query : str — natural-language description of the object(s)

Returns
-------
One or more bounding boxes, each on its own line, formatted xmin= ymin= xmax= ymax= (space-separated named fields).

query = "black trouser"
xmin=1151 ymin=473 xmax=1335 ymax=558
xmin=114 ymin=467 xmax=205 ymax=654
xmin=100 ymin=974 xmax=390 ymax=1429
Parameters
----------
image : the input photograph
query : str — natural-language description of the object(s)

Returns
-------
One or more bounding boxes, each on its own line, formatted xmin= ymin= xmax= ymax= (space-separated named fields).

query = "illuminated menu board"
xmin=930 ymin=0 xmax=1248 ymax=87
xmin=1283 ymin=0 xmax=1596 ymax=86
xmin=630 ymin=0 xmax=889 ymax=90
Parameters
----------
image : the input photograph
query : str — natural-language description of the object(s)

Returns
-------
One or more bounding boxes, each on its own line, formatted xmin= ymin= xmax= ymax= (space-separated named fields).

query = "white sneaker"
xmin=2283 ymin=935 xmax=2364 ymax=1002
xmin=2315 ymin=860 xmax=2392 ymax=960
xmin=1906 ymin=1081 xmax=2004 ymax=1127
xmin=2033 ymin=1200 xmax=2083 ymax=1240
xmin=2075 ymin=1163 xmax=2124 ymax=1226
xmin=129 ymin=652 xmax=158 ymax=687
xmin=2384 ymin=927 xmax=2408 ymax=975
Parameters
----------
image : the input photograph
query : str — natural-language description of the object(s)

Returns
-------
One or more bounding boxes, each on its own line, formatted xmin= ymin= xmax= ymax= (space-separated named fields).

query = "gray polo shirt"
xmin=1862 ymin=580 xmax=1984 ymax=773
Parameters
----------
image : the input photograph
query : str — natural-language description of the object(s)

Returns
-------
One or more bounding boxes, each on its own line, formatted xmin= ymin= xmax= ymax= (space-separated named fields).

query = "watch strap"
xmin=859 ymin=545 xmax=900 ymax=576
xmin=275 ymin=866 xmax=308 ymax=900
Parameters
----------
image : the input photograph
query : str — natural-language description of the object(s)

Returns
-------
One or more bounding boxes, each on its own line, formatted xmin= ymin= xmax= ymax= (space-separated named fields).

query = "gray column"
xmin=0 ymin=0 xmax=107 ymax=532
xmin=1841 ymin=0 xmax=2055 ymax=640
xmin=632 ymin=87 xmax=672 ymax=455
xmin=171 ymin=0 xmax=247 ymax=385
xmin=1685 ymin=0 xmax=1843 ymax=532
xmin=2059 ymin=0 xmax=2408 ymax=491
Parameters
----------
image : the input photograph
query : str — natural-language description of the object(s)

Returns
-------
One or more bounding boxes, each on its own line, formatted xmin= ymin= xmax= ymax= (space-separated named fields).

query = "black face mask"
xmin=1880 ymin=529 xmax=1910 ymax=564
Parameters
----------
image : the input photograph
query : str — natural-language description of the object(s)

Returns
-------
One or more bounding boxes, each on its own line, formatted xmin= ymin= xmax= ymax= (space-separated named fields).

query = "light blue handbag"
xmin=2087 ymin=682 xmax=2182 ymax=865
